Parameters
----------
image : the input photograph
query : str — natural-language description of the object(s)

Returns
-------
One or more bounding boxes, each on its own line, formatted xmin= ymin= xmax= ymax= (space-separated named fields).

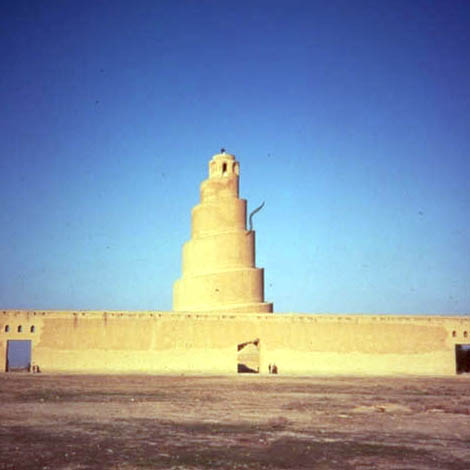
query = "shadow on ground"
xmin=1 ymin=375 xmax=469 ymax=469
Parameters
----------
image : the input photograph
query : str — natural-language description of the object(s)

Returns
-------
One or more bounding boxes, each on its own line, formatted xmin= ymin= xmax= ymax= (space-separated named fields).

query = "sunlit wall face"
xmin=0 ymin=1 xmax=469 ymax=314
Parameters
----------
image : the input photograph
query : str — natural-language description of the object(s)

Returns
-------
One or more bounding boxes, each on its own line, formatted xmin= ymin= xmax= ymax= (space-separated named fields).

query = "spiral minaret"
xmin=173 ymin=151 xmax=273 ymax=314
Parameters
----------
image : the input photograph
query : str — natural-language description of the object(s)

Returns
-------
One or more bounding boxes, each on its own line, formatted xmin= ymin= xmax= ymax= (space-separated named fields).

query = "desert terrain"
xmin=1 ymin=374 xmax=469 ymax=469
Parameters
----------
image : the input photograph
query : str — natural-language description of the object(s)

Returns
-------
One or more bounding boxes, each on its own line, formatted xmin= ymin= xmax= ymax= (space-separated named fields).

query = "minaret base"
xmin=175 ymin=302 xmax=273 ymax=314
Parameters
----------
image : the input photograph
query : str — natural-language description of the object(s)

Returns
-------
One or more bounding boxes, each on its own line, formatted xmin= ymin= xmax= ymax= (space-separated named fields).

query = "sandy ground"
xmin=1 ymin=374 xmax=470 ymax=470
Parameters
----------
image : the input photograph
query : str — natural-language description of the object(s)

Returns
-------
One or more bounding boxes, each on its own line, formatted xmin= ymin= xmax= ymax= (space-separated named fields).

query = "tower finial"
xmin=220 ymin=147 xmax=226 ymax=154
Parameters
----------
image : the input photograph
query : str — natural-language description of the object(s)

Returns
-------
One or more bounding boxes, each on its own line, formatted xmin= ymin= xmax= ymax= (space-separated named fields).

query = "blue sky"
xmin=1 ymin=0 xmax=469 ymax=314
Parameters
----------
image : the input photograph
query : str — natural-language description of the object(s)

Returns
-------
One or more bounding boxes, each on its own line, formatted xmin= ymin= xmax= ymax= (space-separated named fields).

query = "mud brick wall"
xmin=1 ymin=310 xmax=469 ymax=376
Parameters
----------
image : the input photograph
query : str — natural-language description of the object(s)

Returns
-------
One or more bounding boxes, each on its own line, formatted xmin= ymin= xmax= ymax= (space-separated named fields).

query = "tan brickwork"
xmin=173 ymin=151 xmax=273 ymax=313
xmin=1 ymin=310 xmax=469 ymax=375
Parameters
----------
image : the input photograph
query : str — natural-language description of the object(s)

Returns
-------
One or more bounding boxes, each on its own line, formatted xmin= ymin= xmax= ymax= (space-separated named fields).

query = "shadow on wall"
xmin=237 ymin=363 xmax=258 ymax=373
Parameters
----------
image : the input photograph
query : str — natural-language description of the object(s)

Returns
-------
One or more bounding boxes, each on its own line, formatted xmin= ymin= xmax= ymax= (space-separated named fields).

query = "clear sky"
xmin=1 ymin=0 xmax=469 ymax=315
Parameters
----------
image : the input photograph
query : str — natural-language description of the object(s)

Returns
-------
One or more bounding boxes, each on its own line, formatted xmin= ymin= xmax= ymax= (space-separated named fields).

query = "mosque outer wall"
xmin=0 ymin=310 xmax=469 ymax=376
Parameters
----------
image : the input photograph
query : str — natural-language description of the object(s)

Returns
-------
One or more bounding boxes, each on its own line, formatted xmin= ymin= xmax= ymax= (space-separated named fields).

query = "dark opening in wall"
xmin=237 ymin=339 xmax=260 ymax=374
xmin=452 ymin=331 xmax=457 ymax=337
xmin=456 ymin=344 xmax=470 ymax=374
xmin=30 ymin=325 xmax=35 ymax=333
xmin=222 ymin=162 xmax=227 ymax=174
xmin=237 ymin=363 xmax=258 ymax=373
xmin=17 ymin=325 xmax=22 ymax=333
xmin=6 ymin=340 xmax=31 ymax=372
xmin=5 ymin=325 xmax=9 ymax=333
xmin=464 ymin=331 xmax=468 ymax=338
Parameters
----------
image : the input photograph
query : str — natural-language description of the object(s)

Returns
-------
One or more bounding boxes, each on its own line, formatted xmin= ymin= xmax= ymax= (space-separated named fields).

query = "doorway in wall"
xmin=237 ymin=339 xmax=260 ymax=373
xmin=455 ymin=344 xmax=470 ymax=374
xmin=6 ymin=340 xmax=32 ymax=372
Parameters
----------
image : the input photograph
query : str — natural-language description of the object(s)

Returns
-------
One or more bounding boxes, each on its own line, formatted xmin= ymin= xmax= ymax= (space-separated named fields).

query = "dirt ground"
xmin=1 ymin=374 xmax=470 ymax=470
